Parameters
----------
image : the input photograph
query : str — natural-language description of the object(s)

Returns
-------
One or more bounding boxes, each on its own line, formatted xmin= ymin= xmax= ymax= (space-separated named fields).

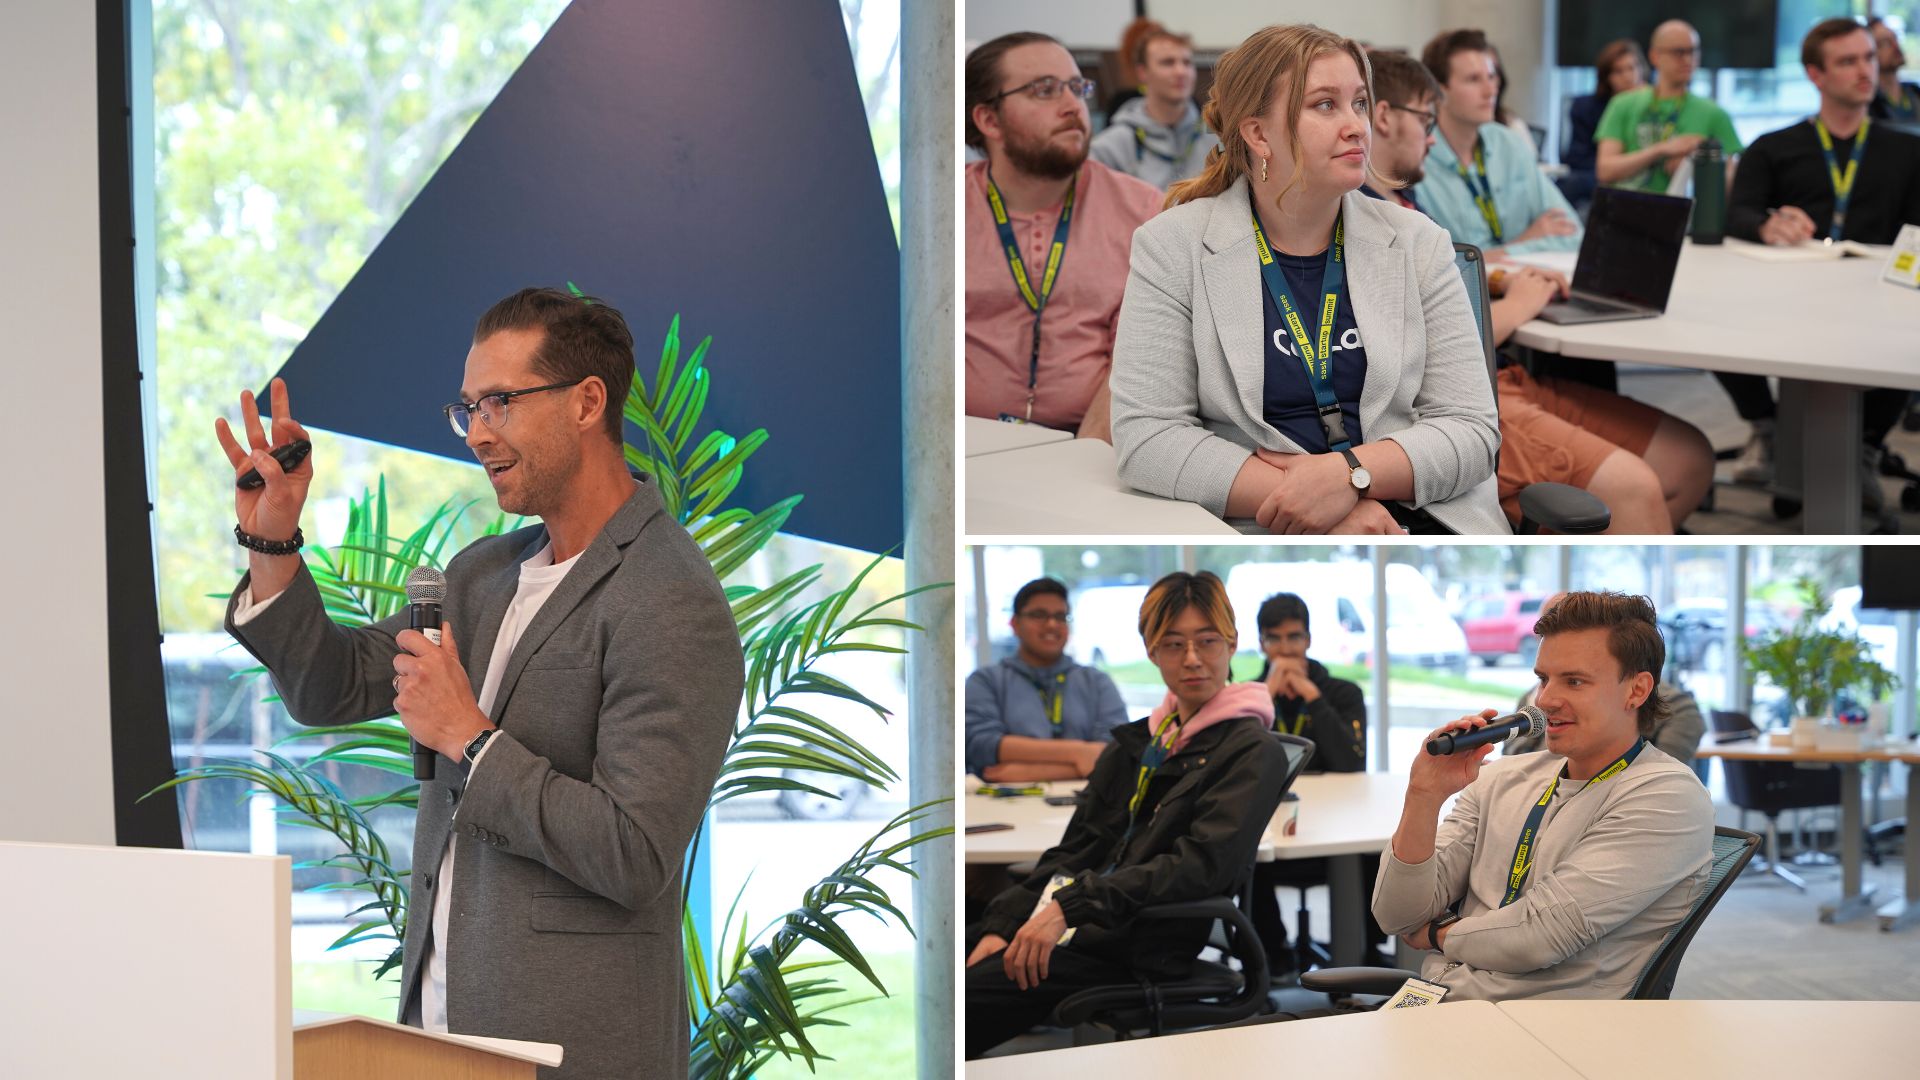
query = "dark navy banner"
xmin=276 ymin=0 xmax=902 ymax=553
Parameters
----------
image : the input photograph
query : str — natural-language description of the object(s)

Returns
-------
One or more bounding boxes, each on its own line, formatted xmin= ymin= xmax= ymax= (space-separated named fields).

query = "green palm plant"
xmin=149 ymin=312 xmax=949 ymax=1076
xmin=1742 ymin=577 xmax=1898 ymax=719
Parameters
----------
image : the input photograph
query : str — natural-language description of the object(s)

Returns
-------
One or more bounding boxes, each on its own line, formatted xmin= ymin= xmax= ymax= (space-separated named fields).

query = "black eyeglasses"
xmin=1018 ymin=609 xmax=1072 ymax=625
xmin=986 ymin=76 xmax=1097 ymax=107
xmin=443 ymin=378 xmax=584 ymax=437
xmin=1388 ymin=102 xmax=1439 ymax=135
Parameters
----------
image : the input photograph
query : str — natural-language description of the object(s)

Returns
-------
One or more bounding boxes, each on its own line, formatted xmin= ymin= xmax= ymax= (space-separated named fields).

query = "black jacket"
xmin=981 ymin=711 xmax=1293 ymax=976
xmin=1258 ymin=657 xmax=1367 ymax=773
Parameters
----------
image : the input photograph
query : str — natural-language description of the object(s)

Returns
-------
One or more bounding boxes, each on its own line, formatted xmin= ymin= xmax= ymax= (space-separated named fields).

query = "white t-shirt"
xmin=234 ymin=541 xmax=581 ymax=1033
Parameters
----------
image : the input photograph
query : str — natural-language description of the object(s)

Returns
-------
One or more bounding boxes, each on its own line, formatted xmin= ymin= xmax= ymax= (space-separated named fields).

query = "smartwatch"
xmin=463 ymin=727 xmax=498 ymax=763
xmin=1339 ymin=448 xmax=1371 ymax=492
xmin=1428 ymin=911 xmax=1462 ymax=951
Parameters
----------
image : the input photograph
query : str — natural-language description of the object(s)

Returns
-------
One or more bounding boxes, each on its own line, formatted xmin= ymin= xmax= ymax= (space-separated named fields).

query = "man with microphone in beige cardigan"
xmin=1374 ymin=592 xmax=1713 ymax=1000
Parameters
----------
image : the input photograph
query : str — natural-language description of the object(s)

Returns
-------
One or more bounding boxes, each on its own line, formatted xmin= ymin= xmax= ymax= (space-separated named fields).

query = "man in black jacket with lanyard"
xmin=1722 ymin=18 xmax=1920 ymax=502
xmin=1245 ymin=592 xmax=1386 ymax=974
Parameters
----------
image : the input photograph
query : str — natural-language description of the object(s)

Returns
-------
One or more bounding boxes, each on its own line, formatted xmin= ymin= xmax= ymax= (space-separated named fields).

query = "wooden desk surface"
xmin=968 ymin=1000 xmax=1581 ymax=1079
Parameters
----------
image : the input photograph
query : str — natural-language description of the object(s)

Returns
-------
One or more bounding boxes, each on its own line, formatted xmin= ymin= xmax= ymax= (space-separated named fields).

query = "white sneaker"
xmin=1730 ymin=423 xmax=1774 ymax=485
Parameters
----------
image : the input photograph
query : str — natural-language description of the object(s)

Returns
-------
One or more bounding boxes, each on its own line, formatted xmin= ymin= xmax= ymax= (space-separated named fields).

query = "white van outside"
xmin=1222 ymin=561 xmax=1470 ymax=676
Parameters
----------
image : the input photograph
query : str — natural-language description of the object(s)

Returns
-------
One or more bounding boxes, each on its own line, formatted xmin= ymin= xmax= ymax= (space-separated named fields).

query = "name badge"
xmin=1381 ymin=977 xmax=1450 ymax=1008
xmin=996 ymin=413 xmax=1029 ymax=425
xmin=1033 ymin=872 xmax=1078 ymax=945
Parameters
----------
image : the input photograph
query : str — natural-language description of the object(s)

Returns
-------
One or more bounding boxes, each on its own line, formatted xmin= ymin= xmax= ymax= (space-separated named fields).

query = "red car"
xmin=1460 ymin=593 xmax=1548 ymax=665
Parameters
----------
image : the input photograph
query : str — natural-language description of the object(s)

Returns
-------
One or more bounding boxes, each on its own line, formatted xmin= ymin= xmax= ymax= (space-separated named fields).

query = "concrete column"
xmin=901 ymin=1 xmax=954 ymax=1075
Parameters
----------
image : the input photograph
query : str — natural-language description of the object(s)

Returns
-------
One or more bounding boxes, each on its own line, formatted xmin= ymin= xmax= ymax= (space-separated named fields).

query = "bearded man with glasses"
xmin=964 ymin=31 xmax=1164 ymax=441
xmin=216 ymin=286 xmax=740 ymax=1078
xmin=965 ymin=571 xmax=1291 ymax=1059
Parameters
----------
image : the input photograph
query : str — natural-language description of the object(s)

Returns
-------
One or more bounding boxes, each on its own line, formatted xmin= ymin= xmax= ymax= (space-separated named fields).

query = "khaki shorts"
xmin=1496 ymin=365 xmax=1666 ymax=526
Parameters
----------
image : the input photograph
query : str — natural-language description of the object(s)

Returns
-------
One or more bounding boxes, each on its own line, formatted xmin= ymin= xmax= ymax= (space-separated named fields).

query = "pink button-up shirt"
xmin=964 ymin=159 xmax=1164 ymax=430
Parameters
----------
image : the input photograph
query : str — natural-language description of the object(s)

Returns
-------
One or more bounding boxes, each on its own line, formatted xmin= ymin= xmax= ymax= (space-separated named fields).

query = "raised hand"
xmin=214 ymin=377 xmax=313 ymax=542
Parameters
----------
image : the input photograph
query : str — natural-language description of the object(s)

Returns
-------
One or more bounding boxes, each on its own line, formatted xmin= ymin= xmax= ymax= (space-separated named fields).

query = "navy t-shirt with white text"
xmin=1260 ymin=246 xmax=1367 ymax=453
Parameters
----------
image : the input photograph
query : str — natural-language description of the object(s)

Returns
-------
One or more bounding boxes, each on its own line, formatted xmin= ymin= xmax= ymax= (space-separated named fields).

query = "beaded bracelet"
xmin=234 ymin=524 xmax=304 ymax=555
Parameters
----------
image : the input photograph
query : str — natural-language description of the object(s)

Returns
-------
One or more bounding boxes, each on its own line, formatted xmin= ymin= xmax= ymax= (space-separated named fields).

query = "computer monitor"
xmin=1860 ymin=545 xmax=1920 ymax=611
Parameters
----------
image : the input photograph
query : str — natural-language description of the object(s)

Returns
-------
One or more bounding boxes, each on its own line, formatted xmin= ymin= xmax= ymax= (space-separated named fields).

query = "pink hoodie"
xmin=1145 ymin=682 xmax=1276 ymax=755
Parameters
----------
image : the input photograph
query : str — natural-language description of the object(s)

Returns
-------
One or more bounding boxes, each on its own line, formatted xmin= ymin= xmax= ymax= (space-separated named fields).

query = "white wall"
xmin=0 ymin=4 xmax=118 ymax=845
xmin=963 ymin=0 xmax=1551 ymax=134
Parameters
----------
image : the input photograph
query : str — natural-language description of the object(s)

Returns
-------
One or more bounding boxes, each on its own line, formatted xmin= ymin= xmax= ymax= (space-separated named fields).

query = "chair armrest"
xmin=1518 ymin=482 xmax=1611 ymax=534
xmin=1298 ymin=966 xmax=1420 ymax=996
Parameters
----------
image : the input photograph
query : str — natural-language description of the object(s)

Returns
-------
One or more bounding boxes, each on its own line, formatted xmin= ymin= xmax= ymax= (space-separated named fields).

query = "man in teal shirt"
xmin=1596 ymin=20 xmax=1744 ymax=191
xmin=1414 ymin=29 xmax=1583 ymax=258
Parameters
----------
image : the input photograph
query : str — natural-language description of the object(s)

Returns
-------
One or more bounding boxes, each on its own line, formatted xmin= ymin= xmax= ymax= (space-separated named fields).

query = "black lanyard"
xmin=984 ymin=168 xmax=1077 ymax=421
xmin=1813 ymin=117 xmax=1870 ymax=242
xmin=1251 ymin=196 xmax=1352 ymax=451
xmin=1501 ymin=738 xmax=1645 ymax=907
xmin=1454 ymin=141 xmax=1502 ymax=243
xmin=1014 ymin=668 xmax=1068 ymax=730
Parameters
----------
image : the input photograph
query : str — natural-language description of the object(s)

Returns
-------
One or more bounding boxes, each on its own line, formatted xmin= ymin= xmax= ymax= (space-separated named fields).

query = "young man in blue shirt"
xmin=965 ymin=577 xmax=1128 ymax=780
xmin=1363 ymin=48 xmax=1714 ymax=533
xmin=1413 ymin=29 xmax=1583 ymax=259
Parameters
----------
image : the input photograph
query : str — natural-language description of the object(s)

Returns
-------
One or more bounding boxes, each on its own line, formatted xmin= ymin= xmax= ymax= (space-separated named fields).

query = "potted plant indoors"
xmin=1741 ymin=577 xmax=1897 ymax=745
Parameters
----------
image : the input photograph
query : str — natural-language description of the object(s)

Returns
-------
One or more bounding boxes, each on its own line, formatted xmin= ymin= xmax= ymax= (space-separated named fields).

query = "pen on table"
xmin=978 ymin=784 xmax=1046 ymax=798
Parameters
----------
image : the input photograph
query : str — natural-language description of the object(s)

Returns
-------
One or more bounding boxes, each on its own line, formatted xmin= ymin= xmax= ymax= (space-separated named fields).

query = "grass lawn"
xmin=291 ymin=957 xmax=401 ymax=1018
xmin=757 ymin=950 xmax=917 ymax=1080
xmin=290 ymin=949 xmax=921 ymax=1078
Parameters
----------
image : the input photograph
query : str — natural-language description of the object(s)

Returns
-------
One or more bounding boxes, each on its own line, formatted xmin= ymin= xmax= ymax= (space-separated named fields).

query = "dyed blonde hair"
xmin=1137 ymin=571 xmax=1238 ymax=652
xmin=1165 ymin=23 xmax=1376 ymax=211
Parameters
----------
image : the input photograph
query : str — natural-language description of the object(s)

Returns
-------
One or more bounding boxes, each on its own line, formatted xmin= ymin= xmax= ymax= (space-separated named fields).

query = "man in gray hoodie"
xmin=1089 ymin=27 xmax=1218 ymax=190
xmin=1373 ymin=591 xmax=1714 ymax=1000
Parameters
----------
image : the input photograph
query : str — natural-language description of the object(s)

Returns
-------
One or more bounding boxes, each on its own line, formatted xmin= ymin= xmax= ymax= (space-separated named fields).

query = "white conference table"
xmin=967 ymin=1000 xmax=1582 ymax=1079
xmin=964 ymin=436 xmax=1238 ymax=535
xmin=1498 ymin=1000 xmax=1920 ymax=1078
xmin=965 ymin=771 xmax=1411 ymax=964
xmin=964 ymin=415 xmax=1074 ymax=458
xmin=1509 ymin=240 xmax=1920 ymax=533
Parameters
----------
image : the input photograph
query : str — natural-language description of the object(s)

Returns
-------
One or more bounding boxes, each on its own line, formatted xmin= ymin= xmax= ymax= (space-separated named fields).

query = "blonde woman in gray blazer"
xmin=1111 ymin=24 xmax=1506 ymax=534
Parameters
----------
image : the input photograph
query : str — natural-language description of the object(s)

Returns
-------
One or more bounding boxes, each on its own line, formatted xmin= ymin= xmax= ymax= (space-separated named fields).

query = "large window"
xmin=1544 ymin=1 xmax=1874 ymax=162
xmin=965 ymin=544 xmax=1915 ymax=779
xmin=148 ymin=3 xmax=913 ymax=1073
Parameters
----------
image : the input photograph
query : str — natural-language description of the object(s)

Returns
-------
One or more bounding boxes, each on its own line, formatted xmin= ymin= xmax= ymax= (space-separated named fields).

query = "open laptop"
xmin=1538 ymin=187 xmax=1692 ymax=325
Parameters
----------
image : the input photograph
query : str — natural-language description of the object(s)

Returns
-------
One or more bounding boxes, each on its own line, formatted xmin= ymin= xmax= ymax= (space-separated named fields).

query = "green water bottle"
xmin=1690 ymin=137 xmax=1725 ymax=244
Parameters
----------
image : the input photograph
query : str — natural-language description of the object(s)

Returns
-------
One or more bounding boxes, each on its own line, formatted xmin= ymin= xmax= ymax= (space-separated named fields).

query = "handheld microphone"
xmin=1425 ymin=705 xmax=1547 ymax=755
xmin=404 ymin=567 xmax=447 ymax=781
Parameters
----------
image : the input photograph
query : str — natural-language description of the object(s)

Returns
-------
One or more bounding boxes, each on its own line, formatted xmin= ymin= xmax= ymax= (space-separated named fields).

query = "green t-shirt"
xmin=1594 ymin=87 xmax=1744 ymax=192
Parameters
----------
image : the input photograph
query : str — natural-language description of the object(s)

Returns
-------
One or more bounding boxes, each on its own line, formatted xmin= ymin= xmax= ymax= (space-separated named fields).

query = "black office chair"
xmin=1299 ymin=826 xmax=1760 ymax=1001
xmin=1710 ymin=709 xmax=1842 ymax=889
xmin=1047 ymin=732 xmax=1317 ymax=1040
xmin=1452 ymin=242 xmax=1611 ymax=534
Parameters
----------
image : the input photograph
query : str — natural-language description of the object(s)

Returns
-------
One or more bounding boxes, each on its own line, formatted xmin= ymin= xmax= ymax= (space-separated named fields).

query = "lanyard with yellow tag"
xmin=1015 ymin=668 xmax=1070 ymax=730
xmin=1251 ymin=194 xmax=1352 ymax=451
xmin=1500 ymin=738 xmax=1645 ymax=907
xmin=1105 ymin=711 xmax=1183 ymax=872
xmin=984 ymin=167 xmax=1076 ymax=421
xmin=1813 ymin=116 xmax=1870 ymax=242
xmin=1454 ymin=142 xmax=1503 ymax=244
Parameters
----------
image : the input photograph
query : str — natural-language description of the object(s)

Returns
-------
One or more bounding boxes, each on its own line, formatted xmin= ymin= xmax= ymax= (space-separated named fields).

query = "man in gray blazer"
xmin=217 ymin=288 xmax=742 ymax=1078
